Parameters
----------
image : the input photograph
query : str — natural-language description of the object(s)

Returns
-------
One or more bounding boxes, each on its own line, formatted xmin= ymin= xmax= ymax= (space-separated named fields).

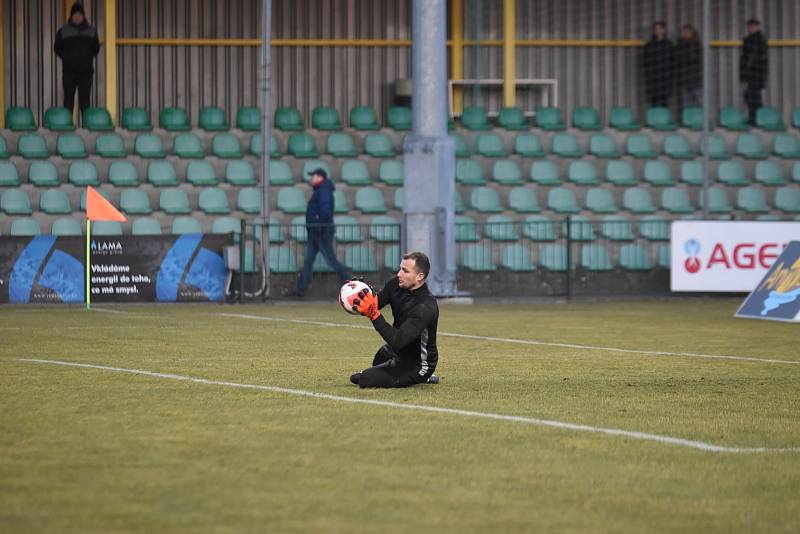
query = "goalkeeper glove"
xmin=352 ymin=288 xmax=380 ymax=321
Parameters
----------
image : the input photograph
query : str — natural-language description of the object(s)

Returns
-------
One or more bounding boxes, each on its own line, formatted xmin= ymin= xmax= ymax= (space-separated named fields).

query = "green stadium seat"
xmin=186 ymin=160 xmax=218 ymax=186
xmin=530 ymin=160 xmax=561 ymax=185
xmin=539 ymin=244 xmax=567 ymax=271
xmin=39 ymin=189 xmax=71 ymax=214
xmin=795 ymin=163 xmax=800 ymax=183
xmin=680 ymin=161 xmax=704 ymax=186
xmin=470 ymin=186 xmax=502 ymax=213
xmin=212 ymin=133 xmax=242 ymax=158
xmin=160 ymin=107 xmax=190 ymax=131
xmin=10 ymin=218 xmax=40 ymax=236
xmin=387 ymin=106 xmax=412 ymax=130
xmin=508 ymin=187 xmax=540 ymax=213
xmin=135 ymin=134 xmax=166 ymax=158
xmin=568 ymin=160 xmax=599 ymax=185
xmin=394 ymin=188 xmax=404 ymax=209
xmin=476 ymin=133 xmax=507 ymax=157
xmin=108 ymin=162 xmax=139 ymax=187
xmin=81 ymin=107 xmax=113 ymax=131
xmin=523 ymin=215 xmax=556 ymax=241
xmin=589 ymin=134 xmax=620 ymax=158
xmin=120 ymin=189 xmax=151 ymax=215
xmin=225 ymin=160 xmax=257 ymax=186
xmin=248 ymin=134 xmax=281 ymax=158
xmin=572 ymin=107 xmax=602 ymax=130
xmin=720 ymin=106 xmax=749 ymax=131
xmin=379 ymin=160 xmax=404 ymax=186
xmin=345 ymin=246 xmax=378 ymax=272
xmin=645 ymin=107 xmax=677 ymax=130
xmin=17 ymin=134 xmax=49 ymax=159
xmin=450 ymin=132 xmax=470 ymax=157
xmin=355 ymin=187 xmax=387 ymax=213
xmin=0 ymin=135 xmax=8 ymax=158
xmin=756 ymin=214 xmax=780 ymax=221
xmin=492 ymin=159 xmax=523 ymax=185
xmin=454 ymin=215 xmax=478 ymax=241
xmin=27 ymin=161 xmax=59 ymax=187
xmin=121 ymin=107 xmax=152 ymax=131
xmin=172 ymin=217 xmax=202 ymax=234
xmin=547 ymin=187 xmax=579 ymax=213
xmin=701 ymin=133 xmax=730 ymax=160
xmin=5 ymin=107 xmax=36 ymax=131
xmin=600 ymin=216 xmax=635 ymax=241
xmin=274 ymin=107 xmax=304 ymax=131
xmin=455 ymin=159 xmax=485 ymax=185
xmin=461 ymin=244 xmax=495 ymax=271
xmin=199 ymin=107 xmax=229 ymax=131
xmin=364 ymin=133 xmax=396 ymax=157
xmin=775 ymin=187 xmax=800 ymax=213
xmin=267 ymin=216 xmax=284 ymax=243
xmin=501 ymin=244 xmax=535 ymax=271
xmin=663 ymin=134 xmax=695 ymax=159
xmin=605 ymin=160 xmax=636 ymax=186
xmin=0 ymin=162 xmax=20 ymax=186
xmin=91 ymin=220 xmax=122 ymax=236
xmin=756 ymin=107 xmax=785 ymax=131
xmin=535 ymin=107 xmax=565 ymax=130
xmin=581 ymin=244 xmax=612 ymax=271
xmin=737 ymin=187 xmax=769 ymax=213
xmin=619 ymin=244 xmax=652 ymax=270
xmin=682 ymin=107 xmax=704 ymax=130
xmin=68 ymin=161 xmax=99 ymax=186
xmin=609 ymin=107 xmax=640 ymax=131
xmin=551 ymin=132 xmax=582 ymax=158
xmin=513 ymin=133 xmax=545 ymax=157
xmin=334 ymin=215 xmax=363 ymax=242
xmin=341 ymin=159 xmax=371 ymax=185
xmin=132 ymin=217 xmax=162 ymax=235
xmin=211 ymin=217 xmax=241 ymax=237
xmin=44 ymin=107 xmax=75 ymax=131
xmin=461 ymin=106 xmax=491 ymax=131
xmin=566 ymin=215 xmax=595 ymax=241
xmin=333 ymin=188 xmax=349 ymax=213
xmin=173 ymin=133 xmax=204 ymax=158
xmin=484 ymin=215 xmax=518 ymax=241
xmin=277 ymin=187 xmax=306 ymax=213
xmin=312 ymin=106 xmax=342 ymax=130
xmin=698 ymin=187 xmax=732 ymax=213
xmin=625 ymin=133 xmax=657 ymax=158
xmin=584 ymin=187 xmax=617 ymax=213
xmin=754 ymin=161 xmax=786 ymax=186
xmin=639 ymin=215 xmax=669 ymax=241
xmin=717 ymin=161 xmax=747 ymax=186
xmin=497 ymin=106 xmax=527 ymax=130
xmin=369 ymin=215 xmax=400 ymax=242
xmin=773 ymin=134 xmax=800 ymax=158
xmin=326 ymin=132 xmax=358 ymax=157
xmin=455 ymin=189 xmax=465 ymax=213
xmin=57 ymin=134 xmax=87 ymax=159
xmin=350 ymin=106 xmax=380 ymax=130
xmin=661 ymin=187 xmax=693 ymax=213
xmin=235 ymin=107 xmax=260 ymax=131
xmin=287 ymin=133 xmax=319 ymax=158
xmin=51 ymin=217 xmax=82 ymax=236
xmin=238 ymin=187 xmax=260 ymax=214
xmin=159 ymin=188 xmax=191 ymax=214
xmin=793 ymin=107 xmax=800 ymax=129
xmin=147 ymin=161 xmax=178 ymax=186
xmin=735 ymin=134 xmax=768 ymax=159
xmin=302 ymin=160 xmax=333 ymax=182
xmin=198 ymin=187 xmax=230 ymax=214
xmin=643 ymin=161 xmax=674 ymax=186
xmin=270 ymin=246 xmax=298 ymax=273
xmin=95 ymin=133 xmax=126 ymax=158
xmin=623 ymin=187 xmax=655 ymax=213
xmin=657 ymin=244 xmax=671 ymax=268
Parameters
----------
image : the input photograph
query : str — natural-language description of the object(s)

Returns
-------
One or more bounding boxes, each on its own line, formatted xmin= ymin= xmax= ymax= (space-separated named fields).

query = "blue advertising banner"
xmin=735 ymin=241 xmax=800 ymax=323
xmin=0 ymin=234 xmax=230 ymax=304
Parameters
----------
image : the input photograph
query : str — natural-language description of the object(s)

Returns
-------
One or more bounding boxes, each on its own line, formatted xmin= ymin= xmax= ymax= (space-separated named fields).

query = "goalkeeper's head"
xmin=397 ymin=251 xmax=430 ymax=290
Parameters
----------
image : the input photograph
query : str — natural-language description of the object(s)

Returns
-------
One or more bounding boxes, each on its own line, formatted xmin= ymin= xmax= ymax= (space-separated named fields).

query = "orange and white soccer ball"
xmin=339 ymin=280 xmax=371 ymax=315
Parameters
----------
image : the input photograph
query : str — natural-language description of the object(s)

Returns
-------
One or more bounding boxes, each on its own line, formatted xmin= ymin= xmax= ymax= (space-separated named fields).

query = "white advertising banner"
xmin=671 ymin=221 xmax=800 ymax=292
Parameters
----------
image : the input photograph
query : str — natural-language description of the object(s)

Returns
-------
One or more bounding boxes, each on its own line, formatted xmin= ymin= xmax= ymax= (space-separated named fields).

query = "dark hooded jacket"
xmin=740 ymin=30 xmax=769 ymax=89
xmin=54 ymin=4 xmax=100 ymax=73
xmin=305 ymin=177 xmax=336 ymax=234
xmin=643 ymin=36 xmax=675 ymax=99
xmin=675 ymin=36 xmax=702 ymax=90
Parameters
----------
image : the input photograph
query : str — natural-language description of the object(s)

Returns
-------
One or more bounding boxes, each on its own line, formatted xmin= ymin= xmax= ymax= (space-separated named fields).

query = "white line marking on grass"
xmin=17 ymin=358 xmax=800 ymax=454
xmin=217 ymin=313 xmax=800 ymax=366
xmin=91 ymin=308 xmax=128 ymax=315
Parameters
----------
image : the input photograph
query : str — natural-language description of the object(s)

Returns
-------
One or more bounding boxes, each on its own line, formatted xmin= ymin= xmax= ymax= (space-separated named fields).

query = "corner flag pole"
xmin=86 ymin=219 xmax=91 ymax=311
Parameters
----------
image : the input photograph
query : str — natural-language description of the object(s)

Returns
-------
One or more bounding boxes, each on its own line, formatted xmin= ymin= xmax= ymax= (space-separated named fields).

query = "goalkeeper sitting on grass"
xmin=349 ymin=251 xmax=440 ymax=388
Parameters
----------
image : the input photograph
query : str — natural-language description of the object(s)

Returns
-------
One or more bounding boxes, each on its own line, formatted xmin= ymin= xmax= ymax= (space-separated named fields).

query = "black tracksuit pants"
xmin=358 ymin=344 xmax=434 ymax=388
xmin=63 ymin=69 xmax=93 ymax=115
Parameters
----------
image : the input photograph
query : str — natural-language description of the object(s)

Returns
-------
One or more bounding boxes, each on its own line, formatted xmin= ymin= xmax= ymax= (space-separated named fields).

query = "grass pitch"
xmin=1 ymin=299 xmax=798 ymax=533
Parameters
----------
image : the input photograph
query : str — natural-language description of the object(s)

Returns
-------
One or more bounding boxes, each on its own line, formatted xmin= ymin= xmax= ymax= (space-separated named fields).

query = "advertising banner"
xmin=736 ymin=241 xmax=800 ymax=322
xmin=671 ymin=221 xmax=800 ymax=292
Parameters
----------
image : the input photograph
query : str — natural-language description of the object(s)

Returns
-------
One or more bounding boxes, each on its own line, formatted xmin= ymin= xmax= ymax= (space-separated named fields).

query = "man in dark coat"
xmin=740 ymin=19 xmax=769 ymax=125
xmin=643 ymin=21 xmax=675 ymax=108
xmin=54 ymin=3 xmax=100 ymax=116
xmin=292 ymin=169 xmax=351 ymax=297
xmin=675 ymin=24 xmax=702 ymax=110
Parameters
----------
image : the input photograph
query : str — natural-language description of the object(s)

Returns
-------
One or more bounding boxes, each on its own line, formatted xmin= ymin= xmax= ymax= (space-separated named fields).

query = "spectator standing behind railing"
xmin=675 ymin=24 xmax=702 ymax=110
xmin=290 ymin=169 xmax=351 ymax=298
xmin=643 ymin=21 xmax=675 ymax=108
xmin=740 ymin=18 xmax=769 ymax=125
xmin=54 ymin=3 xmax=100 ymax=118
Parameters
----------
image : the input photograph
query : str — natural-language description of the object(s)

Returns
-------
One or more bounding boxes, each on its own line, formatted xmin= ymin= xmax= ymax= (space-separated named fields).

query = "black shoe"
xmin=426 ymin=374 xmax=439 ymax=384
xmin=349 ymin=372 xmax=362 ymax=385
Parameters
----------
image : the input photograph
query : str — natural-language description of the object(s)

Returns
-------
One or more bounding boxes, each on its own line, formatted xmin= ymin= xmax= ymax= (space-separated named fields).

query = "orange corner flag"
xmin=86 ymin=186 xmax=127 ymax=222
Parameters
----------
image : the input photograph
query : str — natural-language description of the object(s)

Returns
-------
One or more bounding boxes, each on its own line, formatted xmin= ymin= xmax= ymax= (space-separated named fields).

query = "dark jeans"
xmin=63 ymin=69 xmax=93 ymax=116
xmin=744 ymin=84 xmax=763 ymax=124
xmin=296 ymin=226 xmax=350 ymax=294
xmin=358 ymin=344 xmax=433 ymax=388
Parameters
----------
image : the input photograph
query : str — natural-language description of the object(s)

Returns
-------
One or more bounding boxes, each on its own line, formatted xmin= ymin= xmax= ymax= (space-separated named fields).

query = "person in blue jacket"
xmin=292 ymin=169 xmax=351 ymax=297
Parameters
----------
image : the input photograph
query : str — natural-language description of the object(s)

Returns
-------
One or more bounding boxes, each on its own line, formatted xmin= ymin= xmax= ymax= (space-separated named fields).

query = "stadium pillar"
xmin=259 ymin=0 xmax=273 ymax=297
xmin=451 ymin=0 xmax=464 ymax=115
xmin=403 ymin=0 xmax=457 ymax=296
xmin=0 ymin=0 xmax=4 ymax=129
xmin=104 ymin=0 xmax=117 ymax=124
xmin=502 ymin=0 xmax=516 ymax=107
xmin=701 ymin=0 xmax=711 ymax=218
